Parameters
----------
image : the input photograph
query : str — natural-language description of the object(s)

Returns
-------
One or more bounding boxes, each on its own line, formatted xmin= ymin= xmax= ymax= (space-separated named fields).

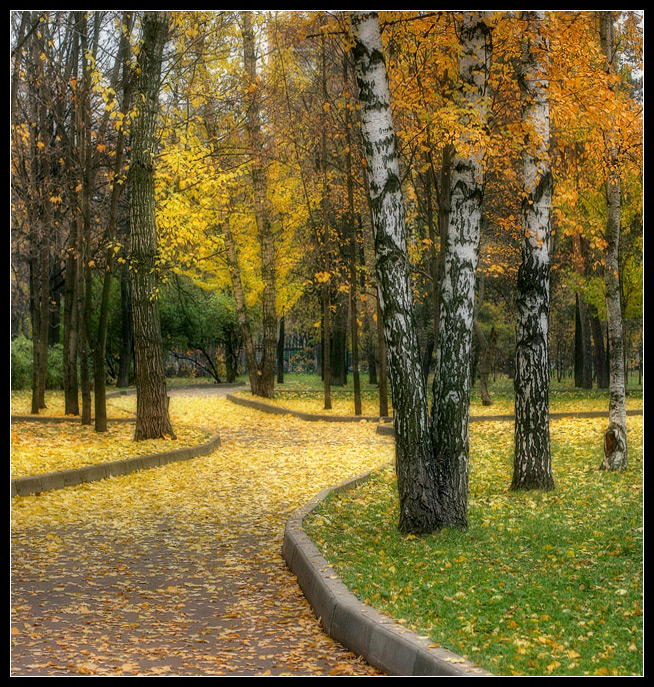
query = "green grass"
xmin=304 ymin=413 xmax=644 ymax=677
xmin=240 ymin=373 xmax=643 ymax=419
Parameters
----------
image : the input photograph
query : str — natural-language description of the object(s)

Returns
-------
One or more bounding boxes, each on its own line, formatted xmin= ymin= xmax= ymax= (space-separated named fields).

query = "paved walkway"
xmin=10 ymin=387 xmax=387 ymax=676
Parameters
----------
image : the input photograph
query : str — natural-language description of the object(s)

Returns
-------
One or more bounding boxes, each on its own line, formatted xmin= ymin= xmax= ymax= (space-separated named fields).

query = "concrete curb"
xmin=107 ymin=381 xmax=246 ymax=398
xmin=11 ymin=433 xmax=221 ymax=498
xmin=282 ymin=473 xmax=492 ymax=677
xmin=226 ymin=393 xmax=393 ymax=424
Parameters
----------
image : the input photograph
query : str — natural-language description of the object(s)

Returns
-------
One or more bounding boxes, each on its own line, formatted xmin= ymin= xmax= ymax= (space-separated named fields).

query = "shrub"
xmin=11 ymin=336 xmax=65 ymax=390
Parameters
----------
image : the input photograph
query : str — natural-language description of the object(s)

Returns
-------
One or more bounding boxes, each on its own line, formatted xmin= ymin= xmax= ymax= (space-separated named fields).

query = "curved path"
xmin=10 ymin=386 xmax=387 ymax=677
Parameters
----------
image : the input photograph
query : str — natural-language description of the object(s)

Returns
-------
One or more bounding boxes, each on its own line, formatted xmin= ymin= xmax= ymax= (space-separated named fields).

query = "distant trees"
xmin=11 ymin=10 xmax=642 ymax=475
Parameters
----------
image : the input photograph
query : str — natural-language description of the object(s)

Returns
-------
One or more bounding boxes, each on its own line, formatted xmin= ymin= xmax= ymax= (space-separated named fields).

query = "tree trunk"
xmin=224 ymin=218 xmax=261 ymax=393
xmin=590 ymin=313 xmax=608 ymax=389
xmin=129 ymin=10 xmax=175 ymax=441
xmin=117 ymin=261 xmax=133 ymax=388
xmin=345 ymin=54 xmax=362 ymax=415
xmin=242 ymin=11 xmax=277 ymax=399
xmin=574 ymin=292 xmax=593 ymax=389
xmin=277 ymin=315 xmax=285 ymax=384
xmin=320 ymin=25 xmax=332 ymax=410
xmin=599 ymin=11 xmax=627 ymax=471
xmin=376 ymin=293 xmax=389 ymax=418
xmin=474 ymin=320 xmax=494 ymax=406
xmin=430 ymin=12 xmax=493 ymax=527
xmin=511 ymin=11 xmax=554 ymax=491
xmin=351 ymin=12 xmax=437 ymax=533
xmin=94 ymin=12 xmax=133 ymax=432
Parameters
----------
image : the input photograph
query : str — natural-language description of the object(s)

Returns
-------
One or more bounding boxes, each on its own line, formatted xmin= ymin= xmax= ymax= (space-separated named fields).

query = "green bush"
xmin=11 ymin=336 xmax=65 ymax=390
xmin=11 ymin=336 xmax=32 ymax=390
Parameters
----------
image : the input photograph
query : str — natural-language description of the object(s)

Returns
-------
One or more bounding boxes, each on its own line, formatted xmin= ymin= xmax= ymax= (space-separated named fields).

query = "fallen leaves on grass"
xmin=305 ymin=415 xmax=643 ymax=677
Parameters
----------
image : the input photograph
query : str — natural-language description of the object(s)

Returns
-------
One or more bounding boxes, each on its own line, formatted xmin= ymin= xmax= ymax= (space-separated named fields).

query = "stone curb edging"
xmin=226 ymin=393 xmax=393 ymax=424
xmin=376 ymin=408 xmax=644 ymax=435
xmin=11 ymin=433 xmax=221 ymax=498
xmin=11 ymin=415 xmax=136 ymax=424
xmin=107 ymin=381 xmax=246 ymax=398
xmin=282 ymin=472 xmax=492 ymax=677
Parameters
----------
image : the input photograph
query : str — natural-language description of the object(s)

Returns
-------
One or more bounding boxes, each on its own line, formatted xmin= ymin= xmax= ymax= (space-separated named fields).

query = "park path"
xmin=10 ymin=387 xmax=392 ymax=676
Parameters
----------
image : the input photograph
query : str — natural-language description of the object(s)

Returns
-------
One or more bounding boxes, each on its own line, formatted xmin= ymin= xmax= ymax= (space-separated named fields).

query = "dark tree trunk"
xmin=242 ymin=11 xmax=277 ymax=399
xmin=277 ymin=316 xmax=285 ymax=384
xmin=93 ymin=12 xmax=133 ymax=431
xmin=117 ymin=263 xmax=133 ymax=388
xmin=129 ymin=10 xmax=175 ymax=441
xmin=574 ymin=292 xmax=593 ymax=389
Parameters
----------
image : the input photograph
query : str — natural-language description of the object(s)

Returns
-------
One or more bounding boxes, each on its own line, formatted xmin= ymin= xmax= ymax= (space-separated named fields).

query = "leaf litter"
xmin=11 ymin=392 xmax=392 ymax=676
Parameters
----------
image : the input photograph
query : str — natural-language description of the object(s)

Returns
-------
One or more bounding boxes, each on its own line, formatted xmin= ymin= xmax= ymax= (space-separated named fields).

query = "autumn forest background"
xmin=10 ymin=11 xmax=643 ymax=409
xmin=10 ymin=10 xmax=644 ymax=678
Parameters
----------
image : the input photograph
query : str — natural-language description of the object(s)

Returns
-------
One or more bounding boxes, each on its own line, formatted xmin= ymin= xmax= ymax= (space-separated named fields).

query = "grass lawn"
xmin=304 ymin=412 xmax=644 ymax=676
xmin=235 ymin=373 xmax=643 ymax=418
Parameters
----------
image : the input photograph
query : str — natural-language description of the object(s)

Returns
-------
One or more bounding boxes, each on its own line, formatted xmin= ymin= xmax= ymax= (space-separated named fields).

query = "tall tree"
xmin=351 ymin=11 xmax=438 ymax=533
xmin=241 ymin=11 xmax=278 ymax=398
xmin=511 ymin=11 xmax=555 ymax=491
xmin=351 ymin=10 xmax=493 ymax=532
xmin=598 ymin=11 xmax=627 ymax=471
xmin=93 ymin=11 xmax=134 ymax=431
xmin=429 ymin=11 xmax=493 ymax=528
xmin=129 ymin=10 xmax=175 ymax=440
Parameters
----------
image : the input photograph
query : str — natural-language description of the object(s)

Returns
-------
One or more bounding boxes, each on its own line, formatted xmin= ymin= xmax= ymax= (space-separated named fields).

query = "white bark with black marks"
xmin=512 ymin=11 xmax=555 ymax=491
xmin=351 ymin=12 xmax=438 ymax=534
xmin=599 ymin=11 xmax=627 ymax=471
xmin=430 ymin=12 xmax=492 ymax=528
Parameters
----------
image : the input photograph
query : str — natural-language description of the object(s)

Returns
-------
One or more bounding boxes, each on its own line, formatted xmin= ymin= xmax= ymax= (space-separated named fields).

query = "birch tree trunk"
xmin=129 ymin=10 xmax=175 ymax=441
xmin=430 ymin=12 xmax=492 ymax=528
xmin=351 ymin=11 xmax=438 ymax=534
xmin=599 ymin=11 xmax=627 ymax=470
xmin=511 ymin=11 xmax=555 ymax=491
xmin=242 ymin=11 xmax=277 ymax=399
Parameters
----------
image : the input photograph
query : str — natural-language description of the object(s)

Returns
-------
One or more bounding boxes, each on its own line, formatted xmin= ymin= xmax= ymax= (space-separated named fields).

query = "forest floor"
xmin=10 ymin=386 xmax=390 ymax=677
xmin=11 ymin=382 xmax=643 ymax=676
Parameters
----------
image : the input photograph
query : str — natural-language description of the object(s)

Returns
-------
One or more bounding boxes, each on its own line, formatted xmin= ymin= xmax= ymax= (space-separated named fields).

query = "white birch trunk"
xmin=599 ymin=11 xmax=628 ymax=470
xmin=350 ymin=11 xmax=438 ymax=533
xmin=430 ymin=12 xmax=492 ymax=528
xmin=512 ymin=11 xmax=555 ymax=490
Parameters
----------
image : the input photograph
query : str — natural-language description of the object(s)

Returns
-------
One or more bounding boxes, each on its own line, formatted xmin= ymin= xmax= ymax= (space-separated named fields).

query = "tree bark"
xmin=430 ymin=12 xmax=493 ymax=527
xmin=511 ymin=11 xmax=555 ymax=491
xmin=129 ymin=10 xmax=175 ymax=441
xmin=242 ymin=11 xmax=277 ymax=399
xmin=93 ymin=12 xmax=133 ymax=432
xmin=345 ymin=54 xmax=362 ymax=415
xmin=224 ymin=218 xmax=261 ymax=392
xmin=351 ymin=12 xmax=437 ymax=533
xmin=599 ymin=11 xmax=627 ymax=470
xmin=117 ymin=260 xmax=133 ymax=388
xmin=277 ymin=315 xmax=285 ymax=384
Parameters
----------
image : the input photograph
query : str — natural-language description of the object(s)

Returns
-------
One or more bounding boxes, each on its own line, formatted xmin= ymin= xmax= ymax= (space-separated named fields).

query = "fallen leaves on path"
xmin=11 ymin=394 xmax=393 ymax=676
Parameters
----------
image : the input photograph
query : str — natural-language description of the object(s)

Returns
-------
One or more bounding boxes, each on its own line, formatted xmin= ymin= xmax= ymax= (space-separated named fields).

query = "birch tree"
xmin=598 ymin=10 xmax=627 ymax=471
xmin=351 ymin=10 xmax=493 ymax=532
xmin=351 ymin=11 xmax=439 ymax=533
xmin=511 ymin=11 xmax=555 ymax=491
xmin=429 ymin=11 xmax=493 ymax=528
